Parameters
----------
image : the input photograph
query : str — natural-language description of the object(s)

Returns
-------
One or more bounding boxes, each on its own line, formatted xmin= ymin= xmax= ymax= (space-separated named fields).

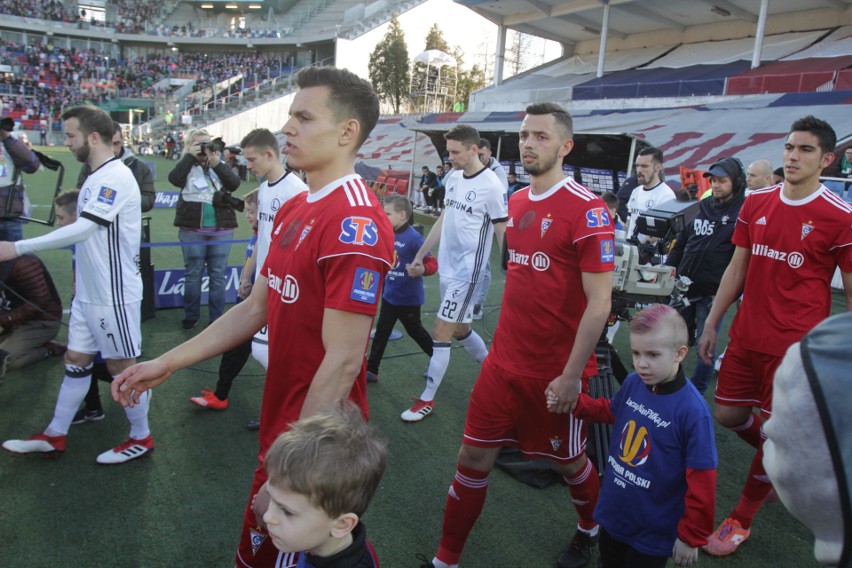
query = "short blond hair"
xmin=243 ymin=188 xmax=259 ymax=207
xmin=264 ymin=403 xmax=387 ymax=518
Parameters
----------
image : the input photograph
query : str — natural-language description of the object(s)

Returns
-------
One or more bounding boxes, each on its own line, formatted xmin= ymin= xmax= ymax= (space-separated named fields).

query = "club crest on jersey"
xmin=549 ymin=437 xmax=563 ymax=452
xmin=296 ymin=219 xmax=315 ymax=250
xmin=339 ymin=216 xmax=378 ymax=246
xmin=465 ymin=190 xmax=476 ymax=202
xmin=801 ymin=221 xmax=814 ymax=240
xmin=601 ymin=240 xmax=615 ymax=263
xmin=350 ymin=267 xmax=380 ymax=304
xmin=541 ymin=214 xmax=553 ymax=238
xmin=619 ymin=420 xmax=651 ymax=467
xmin=97 ymin=186 xmax=117 ymax=205
xmin=249 ymin=528 xmax=267 ymax=556
xmin=586 ymin=207 xmax=610 ymax=228
xmin=271 ymin=197 xmax=281 ymax=211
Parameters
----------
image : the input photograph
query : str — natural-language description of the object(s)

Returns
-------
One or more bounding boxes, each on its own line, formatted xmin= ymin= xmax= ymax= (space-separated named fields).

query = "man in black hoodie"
xmin=667 ymin=157 xmax=746 ymax=394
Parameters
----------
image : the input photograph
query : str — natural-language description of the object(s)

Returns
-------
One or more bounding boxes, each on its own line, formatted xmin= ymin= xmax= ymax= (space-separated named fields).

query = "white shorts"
xmin=252 ymin=325 xmax=269 ymax=370
xmin=437 ymin=277 xmax=478 ymax=324
xmin=67 ymin=300 xmax=142 ymax=360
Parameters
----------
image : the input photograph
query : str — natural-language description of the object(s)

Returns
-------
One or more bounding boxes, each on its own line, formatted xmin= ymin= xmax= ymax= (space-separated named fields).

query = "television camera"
xmin=611 ymin=198 xmax=700 ymax=316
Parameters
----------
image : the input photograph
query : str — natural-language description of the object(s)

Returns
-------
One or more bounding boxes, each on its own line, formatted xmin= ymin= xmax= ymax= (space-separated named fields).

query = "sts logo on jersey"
xmin=339 ymin=216 xmax=378 ymax=246
xmin=586 ymin=207 xmax=611 ymax=228
xmin=618 ymin=420 xmax=651 ymax=467
xmin=351 ymin=267 xmax=380 ymax=304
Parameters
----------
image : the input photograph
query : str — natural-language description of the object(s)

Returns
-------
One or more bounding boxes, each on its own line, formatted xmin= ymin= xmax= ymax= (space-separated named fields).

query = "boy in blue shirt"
xmin=559 ymin=304 xmax=717 ymax=567
xmin=366 ymin=194 xmax=437 ymax=382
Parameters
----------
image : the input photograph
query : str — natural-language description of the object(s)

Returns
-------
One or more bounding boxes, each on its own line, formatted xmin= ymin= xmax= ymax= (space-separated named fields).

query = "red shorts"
xmin=463 ymin=358 xmax=587 ymax=462
xmin=714 ymin=341 xmax=783 ymax=416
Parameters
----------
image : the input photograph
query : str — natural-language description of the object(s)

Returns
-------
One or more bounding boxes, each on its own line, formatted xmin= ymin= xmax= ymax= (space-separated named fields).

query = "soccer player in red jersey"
xmin=112 ymin=67 xmax=394 ymax=568
xmin=698 ymin=115 xmax=852 ymax=556
xmin=422 ymin=103 xmax=614 ymax=568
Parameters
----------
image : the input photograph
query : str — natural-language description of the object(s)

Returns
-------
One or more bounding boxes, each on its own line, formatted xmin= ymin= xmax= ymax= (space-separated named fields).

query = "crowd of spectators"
xmin=0 ymin=0 xmax=79 ymax=24
xmin=0 ymin=0 xmax=293 ymax=39
xmin=1 ymin=38 xmax=297 ymax=131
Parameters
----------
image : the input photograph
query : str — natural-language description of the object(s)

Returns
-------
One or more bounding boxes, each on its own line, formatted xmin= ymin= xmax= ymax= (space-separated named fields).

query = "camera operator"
xmin=168 ymin=129 xmax=241 ymax=330
xmin=77 ymin=121 xmax=156 ymax=212
xmin=0 ymin=101 xmax=41 ymax=241
xmin=667 ymin=157 xmax=746 ymax=394
xmin=0 ymin=255 xmax=64 ymax=385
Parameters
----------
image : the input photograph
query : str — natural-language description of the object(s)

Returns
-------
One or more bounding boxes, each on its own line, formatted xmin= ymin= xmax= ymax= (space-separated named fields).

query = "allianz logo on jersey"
xmin=443 ymin=198 xmax=473 ymax=214
xmin=267 ymin=272 xmax=299 ymax=303
xmin=508 ymin=249 xmax=551 ymax=271
xmin=752 ymin=243 xmax=805 ymax=269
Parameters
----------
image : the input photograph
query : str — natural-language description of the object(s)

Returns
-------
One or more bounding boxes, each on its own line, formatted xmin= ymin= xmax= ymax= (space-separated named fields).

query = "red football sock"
xmin=436 ymin=465 xmax=489 ymax=565
xmin=730 ymin=446 xmax=773 ymax=529
xmin=564 ymin=457 xmax=600 ymax=531
xmin=729 ymin=412 xmax=763 ymax=449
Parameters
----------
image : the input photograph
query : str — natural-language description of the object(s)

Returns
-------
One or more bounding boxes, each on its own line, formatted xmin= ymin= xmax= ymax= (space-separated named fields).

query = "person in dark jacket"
xmin=77 ymin=121 xmax=156 ymax=212
xmin=168 ymin=129 xmax=241 ymax=330
xmin=667 ymin=156 xmax=747 ymax=394
xmin=0 ymin=101 xmax=41 ymax=241
xmin=0 ymin=255 xmax=64 ymax=384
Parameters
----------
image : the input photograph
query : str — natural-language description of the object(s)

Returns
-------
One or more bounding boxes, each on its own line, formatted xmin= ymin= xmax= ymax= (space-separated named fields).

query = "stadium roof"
xmin=453 ymin=0 xmax=851 ymax=47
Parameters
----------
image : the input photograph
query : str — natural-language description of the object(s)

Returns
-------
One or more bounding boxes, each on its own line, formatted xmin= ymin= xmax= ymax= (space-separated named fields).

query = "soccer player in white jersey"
xmin=238 ymin=128 xmax=307 ymax=369
xmin=402 ymin=125 xmax=507 ymax=422
xmin=625 ymin=147 xmax=677 ymax=242
xmin=1 ymin=105 xmax=151 ymax=464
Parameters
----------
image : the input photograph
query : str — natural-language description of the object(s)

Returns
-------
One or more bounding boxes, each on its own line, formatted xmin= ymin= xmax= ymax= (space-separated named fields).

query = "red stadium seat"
xmin=395 ymin=178 xmax=409 ymax=195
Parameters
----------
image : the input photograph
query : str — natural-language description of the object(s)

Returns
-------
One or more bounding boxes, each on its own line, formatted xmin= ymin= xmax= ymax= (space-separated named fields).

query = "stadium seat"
xmin=395 ymin=179 xmax=409 ymax=195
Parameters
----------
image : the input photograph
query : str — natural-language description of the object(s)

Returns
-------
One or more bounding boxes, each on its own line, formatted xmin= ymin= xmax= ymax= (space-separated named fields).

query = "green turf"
xmin=0 ymin=146 xmax=828 ymax=567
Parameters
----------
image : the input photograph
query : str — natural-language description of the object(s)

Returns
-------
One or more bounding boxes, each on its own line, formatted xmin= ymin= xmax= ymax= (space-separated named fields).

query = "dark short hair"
xmin=112 ymin=120 xmax=122 ymax=136
xmin=295 ymin=67 xmax=379 ymax=149
xmin=61 ymin=106 xmax=114 ymax=142
xmin=478 ymin=138 xmax=492 ymax=151
xmin=638 ymin=146 xmax=664 ymax=165
xmin=241 ymin=128 xmax=280 ymax=157
xmin=445 ymin=125 xmax=480 ymax=148
xmin=789 ymin=115 xmax=836 ymax=155
xmin=524 ymin=103 xmax=573 ymax=139
xmin=601 ymin=191 xmax=619 ymax=209
xmin=54 ymin=189 xmax=79 ymax=210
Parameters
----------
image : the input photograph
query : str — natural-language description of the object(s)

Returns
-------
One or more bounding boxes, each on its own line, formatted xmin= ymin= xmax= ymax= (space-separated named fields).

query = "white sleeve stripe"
xmin=354 ymin=178 xmax=372 ymax=204
xmin=563 ymin=180 xmax=596 ymax=201
xmin=574 ymin=231 xmax=615 ymax=244
xmin=342 ymin=183 xmax=358 ymax=206
xmin=347 ymin=179 xmax=367 ymax=206
xmin=828 ymin=242 xmax=852 ymax=251
xmin=820 ymin=190 xmax=852 ymax=212
xmin=316 ymin=251 xmax=393 ymax=268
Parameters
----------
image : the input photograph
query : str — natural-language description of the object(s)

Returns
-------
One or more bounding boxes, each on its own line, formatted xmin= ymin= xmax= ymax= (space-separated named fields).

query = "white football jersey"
xmin=626 ymin=181 xmax=677 ymax=242
xmin=76 ymin=157 xmax=142 ymax=305
xmin=439 ymin=167 xmax=508 ymax=283
xmin=255 ymin=171 xmax=307 ymax=277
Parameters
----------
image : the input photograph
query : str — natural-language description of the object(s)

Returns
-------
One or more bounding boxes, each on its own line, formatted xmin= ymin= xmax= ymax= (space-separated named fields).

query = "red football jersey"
xmin=489 ymin=178 xmax=616 ymax=379
xmin=258 ymin=175 xmax=394 ymax=453
xmin=730 ymin=184 xmax=852 ymax=356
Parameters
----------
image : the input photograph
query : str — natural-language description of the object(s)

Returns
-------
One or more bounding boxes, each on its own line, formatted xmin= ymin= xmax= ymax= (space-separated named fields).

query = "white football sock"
xmin=459 ymin=329 xmax=488 ymax=363
xmin=124 ymin=388 xmax=151 ymax=440
xmin=45 ymin=364 xmax=94 ymax=436
xmin=420 ymin=342 xmax=451 ymax=401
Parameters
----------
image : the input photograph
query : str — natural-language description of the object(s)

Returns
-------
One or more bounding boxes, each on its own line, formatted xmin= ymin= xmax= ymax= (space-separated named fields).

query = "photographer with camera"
xmin=667 ymin=157 xmax=747 ymax=394
xmin=168 ymin=129 xmax=242 ymax=330
xmin=0 ymin=103 xmax=41 ymax=241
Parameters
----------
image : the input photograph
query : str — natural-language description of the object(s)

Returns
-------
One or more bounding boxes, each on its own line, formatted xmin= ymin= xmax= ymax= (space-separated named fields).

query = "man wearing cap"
xmin=667 ymin=157 xmax=747 ymax=394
